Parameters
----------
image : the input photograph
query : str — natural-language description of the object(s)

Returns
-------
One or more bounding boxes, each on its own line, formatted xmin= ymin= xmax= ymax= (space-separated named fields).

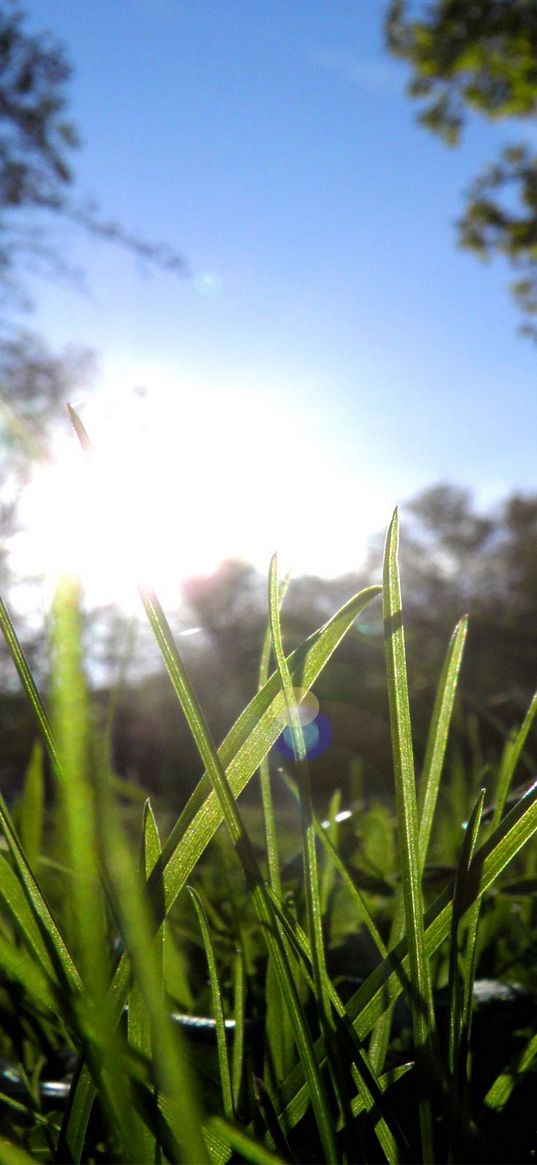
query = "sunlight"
xmin=14 ymin=366 xmax=388 ymax=613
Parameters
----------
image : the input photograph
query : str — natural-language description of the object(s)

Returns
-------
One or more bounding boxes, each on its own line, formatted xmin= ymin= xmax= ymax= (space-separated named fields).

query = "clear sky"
xmin=12 ymin=1 xmax=537 ymax=606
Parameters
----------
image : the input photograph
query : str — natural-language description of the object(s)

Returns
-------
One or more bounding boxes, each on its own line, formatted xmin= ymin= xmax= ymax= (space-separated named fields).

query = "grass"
xmin=0 ymin=469 xmax=535 ymax=1161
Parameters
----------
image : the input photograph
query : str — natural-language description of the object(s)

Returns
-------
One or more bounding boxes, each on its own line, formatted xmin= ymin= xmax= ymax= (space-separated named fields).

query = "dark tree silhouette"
xmin=386 ymin=1 xmax=537 ymax=337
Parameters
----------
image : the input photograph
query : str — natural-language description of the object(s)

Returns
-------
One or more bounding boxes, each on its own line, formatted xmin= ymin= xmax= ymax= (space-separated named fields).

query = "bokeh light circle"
xmin=283 ymin=687 xmax=320 ymax=727
xmin=277 ymin=712 xmax=332 ymax=760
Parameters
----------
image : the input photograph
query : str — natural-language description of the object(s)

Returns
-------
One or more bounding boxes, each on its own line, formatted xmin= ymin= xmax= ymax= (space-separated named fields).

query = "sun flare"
xmin=13 ymin=368 xmax=386 ymax=614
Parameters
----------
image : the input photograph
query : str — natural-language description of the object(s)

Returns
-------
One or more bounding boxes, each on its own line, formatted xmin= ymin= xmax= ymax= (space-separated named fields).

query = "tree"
xmin=385 ymin=1 xmax=537 ymax=337
xmin=0 ymin=0 xmax=187 ymax=309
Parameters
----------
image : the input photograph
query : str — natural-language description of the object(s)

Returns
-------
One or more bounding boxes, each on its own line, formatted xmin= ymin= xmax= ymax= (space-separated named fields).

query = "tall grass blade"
xmin=189 ymin=885 xmax=235 ymax=1121
xmin=64 ymin=582 xmax=381 ymax=1158
xmin=208 ymin=1115 xmax=288 ymax=1165
xmin=0 ymin=1135 xmax=37 ymax=1164
xmin=489 ymin=688 xmax=537 ymax=833
xmin=0 ymin=592 xmax=61 ymax=777
xmin=447 ymin=788 xmax=485 ymax=1160
xmin=231 ymin=948 xmax=246 ymax=1115
xmin=370 ymin=617 xmax=467 ymax=1077
xmin=0 ymin=794 xmax=81 ymax=996
xmin=418 ymin=616 xmax=468 ymax=866
xmin=18 ymin=740 xmax=44 ymax=873
xmin=484 ymin=1027 xmax=537 ymax=1112
xmin=268 ymin=553 xmax=331 ymax=1021
xmin=382 ymin=508 xmax=436 ymax=1161
xmin=50 ymin=576 xmax=108 ymax=1008
xmin=127 ymin=799 xmax=163 ymax=1163
xmin=98 ymin=780 xmax=210 ymax=1164
xmin=278 ymin=779 xmax=537 ymax=1136
xmin=140 ymin=585 xmax=339 ymax=1164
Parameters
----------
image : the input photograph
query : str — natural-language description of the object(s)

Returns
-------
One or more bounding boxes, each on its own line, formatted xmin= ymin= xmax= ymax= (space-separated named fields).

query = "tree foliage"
xmin=385 ymin=1 xmax=537 ymax=337
xmin=0 ymin=0 xmax=187 ymax=307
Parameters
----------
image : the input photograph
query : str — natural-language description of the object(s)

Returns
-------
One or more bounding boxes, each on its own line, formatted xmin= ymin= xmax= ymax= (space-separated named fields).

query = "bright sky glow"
xmin=13 ymin=366 xmax=392 ymax=611
xmin=9 ymin=1 xmax=537 ymax=615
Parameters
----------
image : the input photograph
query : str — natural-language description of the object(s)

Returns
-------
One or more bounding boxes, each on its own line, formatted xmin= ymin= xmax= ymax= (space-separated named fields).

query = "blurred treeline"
xmin=103 ymin=485 xmax=537 ymax=811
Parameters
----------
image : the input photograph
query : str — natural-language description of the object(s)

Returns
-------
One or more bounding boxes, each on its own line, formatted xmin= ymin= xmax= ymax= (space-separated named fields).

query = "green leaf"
xmin=18 ymin=739 xmax=44 ymax=871
xmin=189 ymin=885 xmax=235 ymax=1121
xmin=278 ymin=779 xmax=537 ymax=1135
xmin=489 ymin=688 xmax=537 ymax=833
xmin=382 ymin=508 xmax=436 ymax=1161
xmin=418 ymin=617 xmax=468 ymax=867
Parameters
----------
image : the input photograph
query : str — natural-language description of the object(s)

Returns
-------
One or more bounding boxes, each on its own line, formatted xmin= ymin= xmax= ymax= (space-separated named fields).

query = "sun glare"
xmin=13 ymin=369 xmax=387 ymax=614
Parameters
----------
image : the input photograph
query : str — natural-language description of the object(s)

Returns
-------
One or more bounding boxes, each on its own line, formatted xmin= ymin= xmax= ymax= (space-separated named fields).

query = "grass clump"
xmin=0 ymin=481 xmax=535 ymax=1162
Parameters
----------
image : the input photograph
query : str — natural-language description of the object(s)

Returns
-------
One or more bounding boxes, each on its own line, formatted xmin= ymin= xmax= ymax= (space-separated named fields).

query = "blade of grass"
xmin=189 ymin=885 xmax=235 ymax=1121
xmin=369 ymin=617 xmax=467 ymax=1076
xmin=0 ymin=793 xmax=81 ymax=997
xmin=447 ymin=788 xmax=485 ymax=1161
xmin=140 ymin=584 xmax=339 ymax=1164
xmin=418 ymin=616 xmax=468 ymax=866
xmin=127 ymin=798 xmax=163 ymax=1163
xmin=231 ymin=948 xmax=246 ymax=1115
xmin=18 ymin=739 xmax=44 ymax=873
xmin=63 ymin=581 xmax=381 ymax=1160
xmin=279 ymin=767 xmax=390 ymax=961
xmin=208 ymin=1115 xmax=288 ymax=1165
xmin=265 ymin=885 xmax=405 ymax=1163
xmin=269 ymin=555 xmax=349 ymax=1148
xmin=0 ymin=592 xmax=61 ymax=778
xmin=484 ymin=1027 xmax=537 ymax=1112
xmin=50 ymin=576 xmax=108 ymax=1008
xmin=278 ymin=777 xmax=537 ymax=1134
xmin=52 ymin=580 xmax=153 ymax=1164
xmin=382 ymin=508 xmax=436 ymax=1162
xmin=488 ymin=688 xmax=537 ymax=833
xmin=258 ymin=573 xmax=289 ymax=901
xmin=98 ymin=772 xmax=210 ymax=1164
xmin=0 ymin=1135 xmax=38 ymax=1164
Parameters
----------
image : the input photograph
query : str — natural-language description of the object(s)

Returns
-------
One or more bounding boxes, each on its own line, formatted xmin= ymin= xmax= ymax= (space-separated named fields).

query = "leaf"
xmin=189 ymin=885 xmax=235 ymax=1121
xmin=18 ymin=740 xmax=44 ymax=872
xmin=382 ymin=508 xmax=436 ymax=1160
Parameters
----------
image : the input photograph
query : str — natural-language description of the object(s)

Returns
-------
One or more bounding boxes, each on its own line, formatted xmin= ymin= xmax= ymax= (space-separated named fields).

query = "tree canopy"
xmin=385 ymin=1 xmax=537 ymax=337
xmin=0 ymin=0 xmax=187 ymax=308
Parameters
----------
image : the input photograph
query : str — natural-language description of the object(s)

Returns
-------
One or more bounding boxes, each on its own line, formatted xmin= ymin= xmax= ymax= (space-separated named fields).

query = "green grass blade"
xmin=99 ymin=786 xmax=210 ymax=1164
xmin=50 ymin=577 xmax=108 ymax=1009
xmin=0 ymin=592 xmax=62 ymax=778
xmin=280 ymin=767 xmax=390 ymax=961
xmin=64 ymin=583 xmax=381 ymax=1157
xmin=382 ymin=508 xmax=436 ymax=1161
xmin=268 ymin=554 xmax=330 ymax=1014
xmin=258 ymin=573 xmax=289 ymax=901
xmin=0 ymin=1135 xmax=38 ymax=1164
xmin=370 ymin=618 xmax=467 ymax=1077
xmin=127 ymin=799 xmax=163 ymax=1163
xmin=0 ymin=793 xmax=81 ymax=996
xmin=278 ymin=779 xmax=537 ymax=1134
xmin=18 ymin=739 xmax=44 ymax=872
xmin=447 ymin=788 xmax=485 ymax=1159
xmin=0 ymin=852 xmax=58 ymax=982
xmin=484 ymin=1027 xmax=537 ymax=1112
xmin=141 ymin=584 xmax=339 ymax=1164
xmin=266 ymin=886 xmax=404 ymax=1163
xmin=418 ymin=617 xmax=468 ymax=867
xmin=448 ymin=789 xmax=485 ymax=1077
xmin=489 ymin=688 xmax=537 ymax=833
xmin=0 ymin=928 xmax=57 ymax=1014
xmin=152 ymin=582 xmax=381 ymax=917
xmin=189 ymin=885 xmax=235 ymax=1121
xmin=208 ymin=1115 xmax=288 ymax=1165
xmin=231 ymin=948 xmax=246 ymax=1114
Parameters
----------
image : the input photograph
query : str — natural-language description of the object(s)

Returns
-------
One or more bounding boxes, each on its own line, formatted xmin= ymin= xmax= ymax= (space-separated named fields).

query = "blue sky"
xmin=13 ymin=1 xmax=537 ymax=595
